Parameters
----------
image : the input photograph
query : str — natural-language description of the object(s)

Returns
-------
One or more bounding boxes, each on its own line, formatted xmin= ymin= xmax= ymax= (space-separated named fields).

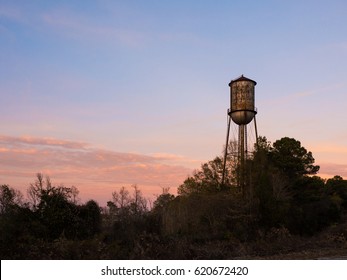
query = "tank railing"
xmin=228 ymin=107 xmax=257 ymax=113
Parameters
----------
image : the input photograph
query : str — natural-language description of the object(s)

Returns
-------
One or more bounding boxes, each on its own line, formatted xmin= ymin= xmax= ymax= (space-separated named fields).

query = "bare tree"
xmin=27 ymin=173 xmax=51 ymax=209
xmin=131 ymin=184 xmax=147 ymax=214
xmin=112 ymin=186 xmax=131 ymax=209
xmin=0 ymin=185 xmax=23 ymax=214
xmin=27 ymin=173 xmax=80 ymax=209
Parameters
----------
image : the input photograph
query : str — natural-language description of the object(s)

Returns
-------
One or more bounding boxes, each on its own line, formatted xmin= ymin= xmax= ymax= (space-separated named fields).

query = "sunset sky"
xmin=1 ymin=0 xmax=347 ymax=206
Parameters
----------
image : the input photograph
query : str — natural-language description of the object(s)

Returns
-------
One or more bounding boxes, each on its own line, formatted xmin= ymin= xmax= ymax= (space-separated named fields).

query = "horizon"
xmin=0 ymin=133 xmax=344 ymax=207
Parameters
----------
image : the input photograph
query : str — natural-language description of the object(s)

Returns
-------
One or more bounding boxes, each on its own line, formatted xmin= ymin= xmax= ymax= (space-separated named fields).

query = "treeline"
xmin=1 ymin=136 xmax=347 ymax=259
xmin=0 ymin=174 xmax=101 ymax=258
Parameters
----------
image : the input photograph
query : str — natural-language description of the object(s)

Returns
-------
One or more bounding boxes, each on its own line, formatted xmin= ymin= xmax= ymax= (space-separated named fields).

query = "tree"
xmin=0 ymin=185 xmax=23 ymax=214
xmin=105 ymin=185 xmax=150 ymax=248
xmin=112 ymin=186 xmax=131 ymax=209
xmin=178 ymin=157 xmax=229 ymax=195
xmin=130 ymin=184 xmax=148 ymax=215
xmin=109 ymin=185 xmax=148 ymax=218
xmin=152 ymin=188 xmax=175 ymax=212
xmin=255 ymin=136 xmax=272 ymax=153
xmin=37 ymin=187 xmax=78 ymax=239
xmin=68 ymin=185 xmax=80 ymax=204
xmin=77 ymin=200 xmax=102 ymax=238
xmin=0 ymin=185 xmax=41 ymax=259
xmin=27 ymin=173 xmax=51 ymax=209
xmin=249 ymin=136 xmax=335 ymax=233
xmin=251 ymin=136 xmax=293 ymax=202
xmin=326 ymin=175 xmax=347 ymax=208
xmin=25 ymin=173 xmax=82 ymax=239
xmin=27 ymin=173 xmax=80 ymax=208
xmin=271 ymin=137 xmax=319 ymax=178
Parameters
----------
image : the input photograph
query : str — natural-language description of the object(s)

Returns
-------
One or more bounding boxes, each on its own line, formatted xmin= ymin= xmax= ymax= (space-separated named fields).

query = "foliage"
xmin=270 ymin=137 xmax=320 ymax=177
xmin=27 ymin=173 xmax=79 ymax=210
xmin=178 ymin=157 xmax=231 ymax=195
xmin=161 ymin=192 xmax=256 ymax=241
xmin=102 ymin=185 xmax=152 ymax=255
xmin=76 ymin=200 xmax=102 ymax=239
xmin=0 ymin=174 xmax=102 ymax=259
xmin=326 ymin=175 xmax=347 ymax=208
xmin=153 ymin=192 xmax=175 ymax=213
xmin=250 ymin=137 xmax=341 ymax=235
xmin=110 ymin=185 xmax=148 ymax=217
xmin=0 ymin=184 xmax=24 ymax=214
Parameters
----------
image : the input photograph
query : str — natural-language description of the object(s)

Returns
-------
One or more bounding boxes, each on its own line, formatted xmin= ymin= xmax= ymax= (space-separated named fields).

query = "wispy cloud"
xmin=0 ymin=135 xmax=192 ymax=204
xmin=319 ymin=163 xmax=347 ymax=179
xmin=0 ymin=3 xmax=147 ymax=47
xmin=0 ymin=135 xmax=89 ymax=149
xmin=264 ymin=82 xmax=347 ymax=106
xmin=311 ymin=144 xmax=347 ymax=155
xmin=150 ymin=152 xmax=201 ymax=167
xmin=41 ymin=9 xmax=146 ymax=47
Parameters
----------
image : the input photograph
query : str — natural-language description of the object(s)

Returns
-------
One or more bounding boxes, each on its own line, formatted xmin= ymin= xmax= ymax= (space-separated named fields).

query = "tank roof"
xmin=229 ymin=75 xmax=257 ymax=86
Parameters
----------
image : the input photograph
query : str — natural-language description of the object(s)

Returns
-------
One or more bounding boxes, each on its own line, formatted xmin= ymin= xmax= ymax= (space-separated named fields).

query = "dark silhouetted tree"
xmin=271 ymin=137 xmax=320 ymax=178
xmin=77 ymin=200 xmax=102 ymax=238
xmin=249 ymin=136 xmax=340 ymax=234
xmin=153 ymin=188 xmax=175 ymax=212
xmin=25 ymin=174 xmax=81 ymax=240
xmin=0 ymin=185 xmax=24 ymax=214
xmin=326 ymin=175 xmax=347 ymax=208
xmin=178 ymin=156 xmax=230 ymax=195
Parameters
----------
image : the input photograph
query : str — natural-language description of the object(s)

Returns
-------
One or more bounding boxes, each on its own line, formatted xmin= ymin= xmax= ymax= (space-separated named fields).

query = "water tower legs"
xmin=222 ymin=111 xmax=231 ymax=186
xmin=221 ymin=119 xmax=258 ymax=197
xmin=254 ymin=115 xmax=259 ymax=148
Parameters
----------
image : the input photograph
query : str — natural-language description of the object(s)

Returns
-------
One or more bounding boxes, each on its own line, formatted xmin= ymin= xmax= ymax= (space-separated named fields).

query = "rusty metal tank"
xmin=228 ymin=75 xmax=257 ymax=125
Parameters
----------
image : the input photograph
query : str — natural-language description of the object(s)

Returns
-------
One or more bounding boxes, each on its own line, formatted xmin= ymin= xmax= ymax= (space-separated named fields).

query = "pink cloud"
xmin=0 ymin=135 xmax=192 ymax=205
xmin=319 ymin=163 xmax=347 ymax=179
xmin=312 ymin=144 xmax=347 ymax=155
xmin=0 ymin=135 xmax=89 ymax=149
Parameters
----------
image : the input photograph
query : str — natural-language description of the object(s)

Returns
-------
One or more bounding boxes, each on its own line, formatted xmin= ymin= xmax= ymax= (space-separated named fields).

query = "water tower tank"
xmin=228 ymin=75 xmax=257 ymax=125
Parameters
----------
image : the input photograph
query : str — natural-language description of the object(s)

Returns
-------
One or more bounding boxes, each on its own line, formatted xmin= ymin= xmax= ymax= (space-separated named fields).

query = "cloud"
xmin=41 ymin=9 xmax=146 ymax=47
xmin=0 ymin=135 xmax=192 ymax=205
xmin=264 ymin=82 xmax=347 ymax=107
xmin=0 ymin=135 xmax=89 ymax=149
xmin=150 ymin=152 xmax=201 ymax=167
xmin=0 ymin=3 xmax=147 ymax=47
xmin=319 ymin=163 xmax=347 ymax=179
xmin=311 ymin=144 xmax=347 ymax=155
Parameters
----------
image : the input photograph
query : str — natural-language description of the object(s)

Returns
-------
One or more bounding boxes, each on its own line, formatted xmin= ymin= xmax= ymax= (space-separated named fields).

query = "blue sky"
xmin=1 ymin=0 xmax=347 ymax=205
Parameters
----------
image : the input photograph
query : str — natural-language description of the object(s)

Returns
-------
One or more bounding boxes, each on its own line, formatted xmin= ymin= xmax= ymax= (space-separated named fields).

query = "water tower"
xmin=221 ymin=75 xmax=258 ymax=195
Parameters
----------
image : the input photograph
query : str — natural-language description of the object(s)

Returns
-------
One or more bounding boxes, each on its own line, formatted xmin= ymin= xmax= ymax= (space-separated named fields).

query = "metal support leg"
xmin=221 ymin=111 xmax=231 ymax=185
xmin=254 ymin=115 xmax=259 ymax=148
